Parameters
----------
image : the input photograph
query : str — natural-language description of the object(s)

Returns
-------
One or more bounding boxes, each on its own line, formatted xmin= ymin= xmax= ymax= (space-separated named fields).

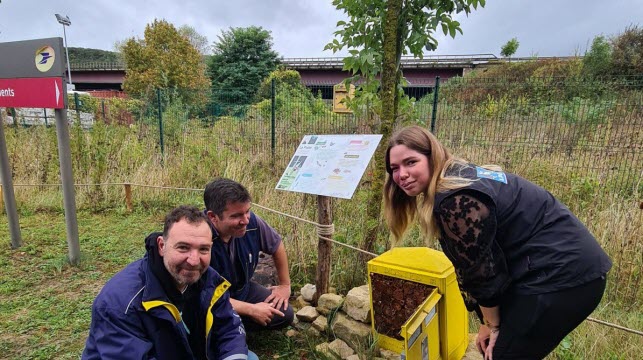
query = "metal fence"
xmin=432 ymin=76 xmax=642 ymax=194
xmin=7 ymin=76 xmax=640 ymax=194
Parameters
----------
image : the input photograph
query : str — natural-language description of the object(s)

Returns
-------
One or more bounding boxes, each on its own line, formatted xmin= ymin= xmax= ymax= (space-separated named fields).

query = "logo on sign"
xmin=35 ymin=46 xmax=56 ymax=73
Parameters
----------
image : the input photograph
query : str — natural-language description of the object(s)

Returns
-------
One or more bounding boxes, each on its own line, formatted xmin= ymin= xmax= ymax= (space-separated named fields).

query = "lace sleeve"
xmin=437 ymin=190 xmax=511 ymax=306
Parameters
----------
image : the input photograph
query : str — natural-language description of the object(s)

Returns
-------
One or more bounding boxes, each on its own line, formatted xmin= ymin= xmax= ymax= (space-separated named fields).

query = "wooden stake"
xmin=314 ymin=195 xmax=332 ymax=304
xmin=124 ymin=183 xmax=132 ymax=212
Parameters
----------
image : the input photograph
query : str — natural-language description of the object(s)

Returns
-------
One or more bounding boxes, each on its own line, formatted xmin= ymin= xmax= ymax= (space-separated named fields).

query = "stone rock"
xmin=343 ymin=285 xmax=371 ymax=323
xmin=346 ymin=355 xmax=361 ymax=360
xmin=250 ymin=252 xmax=278 ymax=287
xmin=295 ymin=306 xmax=319 ymax=322
xmin=301 ymin=284 xmax=316 ymax=302
xmin=292 ymin=295 xmax=311 ymax=310
xmin=317 ymin=293 xmax=344 ymax=315
xmin=379 ymin=349 xmax=401 ymax=360
xmin=331 ymin=312 xmax=372 ymax=349
xmin=329 ymin=339 xmax=355 ymax=359
xmin=312 ymin=315 xmax=328 ymax=332
xmin=306 ymin=325 xmax=321 ymax=337
xmin=293 ymin=321 xmax=310 ymax=332
xmin=285 ymin=329 xmax=298 ymax=337
xmin=315 ymin=342 xmax=333 ymax=358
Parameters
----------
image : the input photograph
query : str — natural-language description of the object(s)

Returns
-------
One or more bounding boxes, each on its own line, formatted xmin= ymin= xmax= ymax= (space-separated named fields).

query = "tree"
xmin=501 ymin=37 xmax=520 ymax=58
xmin=582 ymin=35 xmax=612 ymax=78
xmin=326 ymin=0 xmax=485 ymax=254
xmin=207 ymin=26 xmax=280 ymax=103
xmin=121 ymin=19 xmax=209 ymax=100
xmin=178 ymin=25 xmax=210 ymax=55
xmin=610 ymin=25 xmax=643 ymax=77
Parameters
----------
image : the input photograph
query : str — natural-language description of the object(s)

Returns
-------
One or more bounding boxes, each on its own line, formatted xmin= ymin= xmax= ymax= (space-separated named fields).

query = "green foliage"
xmin=256 ymin=68 xmax=305 ymax=101
xmin=610 ymin=25 xmax=643 ymax=77
xmin=500 ymin=37 xmax=520 ymax=58
xmin=583 ymin=35 xmax=613 ymax=78
xmin=207 ymin=26 xmax=280 ymax=103
xmin=325 ymin=0 xmax=486 ymax=115
xmin=121 ymin=19 xmax=209 ymax=104
xmin=68 ymin=47 xmax=120 ymax=63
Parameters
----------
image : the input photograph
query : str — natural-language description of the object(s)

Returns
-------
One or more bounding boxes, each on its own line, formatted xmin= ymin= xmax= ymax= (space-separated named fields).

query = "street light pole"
xmin=55 ymin=14 xmax=73 ymax=90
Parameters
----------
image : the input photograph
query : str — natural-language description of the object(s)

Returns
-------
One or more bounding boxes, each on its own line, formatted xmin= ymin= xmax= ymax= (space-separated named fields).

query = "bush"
xmin=610 ymin=25 xmax=643 ymax=77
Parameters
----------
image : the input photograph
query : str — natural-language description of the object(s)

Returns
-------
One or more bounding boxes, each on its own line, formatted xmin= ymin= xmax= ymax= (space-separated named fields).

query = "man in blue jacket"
xmin=82 ymin=205 xmax=250 ymax=360
xmin=204 ymin=178 xmax=294 ymax=331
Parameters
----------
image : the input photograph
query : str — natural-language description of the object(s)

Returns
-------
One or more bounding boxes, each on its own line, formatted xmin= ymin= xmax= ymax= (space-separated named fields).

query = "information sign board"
xmin=276 ymin=134 xmax=382 ymax=199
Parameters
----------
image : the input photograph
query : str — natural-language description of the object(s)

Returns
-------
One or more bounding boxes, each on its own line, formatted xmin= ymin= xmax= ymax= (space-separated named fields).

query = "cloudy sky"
xmin=0 ymin=0 xmax=641 ymax=59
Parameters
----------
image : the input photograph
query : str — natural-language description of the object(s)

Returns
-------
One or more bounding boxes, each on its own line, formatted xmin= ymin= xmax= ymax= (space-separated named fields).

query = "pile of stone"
xmin=290 ymin=283 xmax=482 ymax=360
xmin=290 ymin=284 xmax=395 ymax=360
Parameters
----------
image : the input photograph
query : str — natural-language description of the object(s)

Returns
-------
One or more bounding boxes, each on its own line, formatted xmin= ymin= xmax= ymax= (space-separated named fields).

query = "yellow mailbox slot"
xmin=400 ymin=288 xmax=441 ymax=360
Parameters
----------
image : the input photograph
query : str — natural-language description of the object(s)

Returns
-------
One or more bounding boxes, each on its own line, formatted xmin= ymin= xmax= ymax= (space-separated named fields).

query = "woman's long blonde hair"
xmin=384 ymin=125 xmax=472 ymax=245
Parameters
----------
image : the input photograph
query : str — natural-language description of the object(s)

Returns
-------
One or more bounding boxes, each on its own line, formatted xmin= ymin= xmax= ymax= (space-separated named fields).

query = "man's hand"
xmin=249 ymin=302 xmax=284 ymax=326
xmin=476 ymin=324 xmax=491 ymax=355
xmin=265 ymin=284 xmax=291 ymax=311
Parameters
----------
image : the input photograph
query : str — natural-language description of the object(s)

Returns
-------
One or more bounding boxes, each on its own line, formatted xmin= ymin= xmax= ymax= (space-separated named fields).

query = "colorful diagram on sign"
xmin=275 ymin=134 xmax=382 ymax=199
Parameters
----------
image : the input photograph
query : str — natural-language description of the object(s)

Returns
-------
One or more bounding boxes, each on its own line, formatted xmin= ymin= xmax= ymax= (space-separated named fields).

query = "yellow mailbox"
xmin=368 ymin=247 xmax=468 ymax=360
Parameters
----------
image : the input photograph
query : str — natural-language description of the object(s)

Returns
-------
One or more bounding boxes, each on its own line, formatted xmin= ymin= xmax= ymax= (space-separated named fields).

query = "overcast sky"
xmin=0 ymin=0 xmax=641 ymax=59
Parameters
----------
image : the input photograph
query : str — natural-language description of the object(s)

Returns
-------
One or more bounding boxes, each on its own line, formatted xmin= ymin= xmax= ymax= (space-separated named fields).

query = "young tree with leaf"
xmin=500 ymin=37 xmax=520 ymax=59
xmin=326 ymin=0 xmax=486 ymax=255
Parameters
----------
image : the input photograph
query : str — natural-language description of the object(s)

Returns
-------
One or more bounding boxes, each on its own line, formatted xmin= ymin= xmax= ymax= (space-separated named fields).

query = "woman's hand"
xmin=484 ymin=327 xmax=500 ymax=360
xmin=476 ymin=324 xmax=491 ymax=354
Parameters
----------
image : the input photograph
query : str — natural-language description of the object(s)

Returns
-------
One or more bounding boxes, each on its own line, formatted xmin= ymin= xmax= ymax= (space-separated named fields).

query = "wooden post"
xmin=124 ymin=183 xmax=132 ymax=212
xmin=314 ymin=195 xmax=332 ymax=304
xmin=0 ymin=185 xmax=3 ymax=214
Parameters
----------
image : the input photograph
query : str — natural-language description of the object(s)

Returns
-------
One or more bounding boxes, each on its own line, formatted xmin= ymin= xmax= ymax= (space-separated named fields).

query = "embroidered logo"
xmin=476 ymin=166 xmax=507 ymax=184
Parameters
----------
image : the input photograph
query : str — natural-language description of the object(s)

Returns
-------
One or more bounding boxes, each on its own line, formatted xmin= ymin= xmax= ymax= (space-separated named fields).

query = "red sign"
xmin=0 ymin=77 xmax=64 ymax=109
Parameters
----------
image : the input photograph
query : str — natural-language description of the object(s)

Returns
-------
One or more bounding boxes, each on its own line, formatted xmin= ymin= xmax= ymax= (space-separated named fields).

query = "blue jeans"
xmin=248 ymin=350 xmax=259 ymax=360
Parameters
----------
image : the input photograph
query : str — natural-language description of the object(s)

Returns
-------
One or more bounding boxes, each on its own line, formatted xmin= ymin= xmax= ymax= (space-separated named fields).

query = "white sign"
xmin=276 ymin=134 xmax=382 ymax=199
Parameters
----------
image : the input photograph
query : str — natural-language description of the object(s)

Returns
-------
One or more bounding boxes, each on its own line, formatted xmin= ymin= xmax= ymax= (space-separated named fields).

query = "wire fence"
xmin=3 ymin=75 xmax=641 ymax=195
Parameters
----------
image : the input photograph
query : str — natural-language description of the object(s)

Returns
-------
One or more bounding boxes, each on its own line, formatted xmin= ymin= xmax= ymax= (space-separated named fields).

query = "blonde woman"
xmin=383 ymin=125 xmax=611 ymax=360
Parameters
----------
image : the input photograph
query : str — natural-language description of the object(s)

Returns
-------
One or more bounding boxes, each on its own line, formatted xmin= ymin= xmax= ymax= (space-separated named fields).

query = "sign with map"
xmin=276 ymin=134 xmax=382 ymax=199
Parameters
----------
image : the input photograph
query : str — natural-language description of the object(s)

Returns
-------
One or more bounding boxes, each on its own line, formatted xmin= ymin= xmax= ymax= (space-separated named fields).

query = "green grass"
xmin=0 ymin=208 xmax=341 ymax=359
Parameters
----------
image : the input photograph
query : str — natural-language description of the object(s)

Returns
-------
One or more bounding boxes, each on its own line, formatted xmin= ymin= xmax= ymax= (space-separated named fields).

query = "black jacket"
xmin=433 ymin=164 xmax=611 ymax=306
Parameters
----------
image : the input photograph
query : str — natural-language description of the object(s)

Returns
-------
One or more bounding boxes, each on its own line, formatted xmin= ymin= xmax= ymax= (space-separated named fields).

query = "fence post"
xmin=271 ymin=78 xmax=276 ymax=160
xmin=157 ymin=89 xmax=165 ymax=160
xmin=74 ymin=92 xmax=81 ymax=125
xmin=314 ymin=195 xmax=333 ymax=304
xmin=430 ymin=76 xmax=440 ymax=133
xmin=124 ymin=183 xmax=133 ymax=212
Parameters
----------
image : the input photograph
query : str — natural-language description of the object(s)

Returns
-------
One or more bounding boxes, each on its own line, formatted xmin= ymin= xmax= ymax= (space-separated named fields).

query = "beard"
xmin=169 ymin=264 xmax=205 ymax=288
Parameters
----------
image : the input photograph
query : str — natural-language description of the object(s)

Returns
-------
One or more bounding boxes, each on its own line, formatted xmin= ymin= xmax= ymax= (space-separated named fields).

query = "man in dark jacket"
xmin=204 ymin=178 xmax=294 ymax=331
xmin=82 ymin=205 xmax=249 ymax=360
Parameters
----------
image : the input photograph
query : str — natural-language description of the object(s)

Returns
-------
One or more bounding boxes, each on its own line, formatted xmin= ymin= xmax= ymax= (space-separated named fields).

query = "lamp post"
xmin=55 ymin=14 xmax=74 ymax=91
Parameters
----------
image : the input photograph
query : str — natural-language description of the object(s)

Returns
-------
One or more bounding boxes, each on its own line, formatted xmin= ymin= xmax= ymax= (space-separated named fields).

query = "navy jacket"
xmin=434 ymin=164 xmax=611 ymax=305
xmin=82 ymin=234 xmax=248 ymax=360
xmin=208 ymin=212 xmax=280 ymax=301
